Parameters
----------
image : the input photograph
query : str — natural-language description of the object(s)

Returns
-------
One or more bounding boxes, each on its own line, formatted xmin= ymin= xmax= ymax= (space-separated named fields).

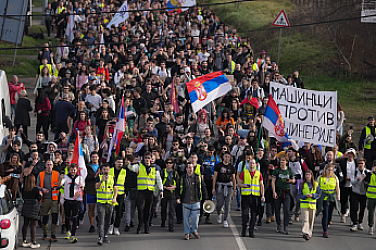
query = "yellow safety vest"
xmin=366 ymin=173 xmax=376 ymax=199
xmin=60 ymin=167 xmax=69 ymax=195
xmin=320 ymin=176 xmax=336 ymax=201
xmin=39 ymin=64 xmax=53 ymax=75
xmin=57 ymin=6 xmax=65 ymax=14
xmin=137 ymin=164 xmax=156 ymax=191
xmin=194 ymin=164 xmax=201 ymax=176
xmin=96 ymin=175 xmax=115 ymax=204
xmin=110 ymin=167 xmax=126 ymax=196
xmin=365 ymin=126 xmax=376 ymax=149
xmin=241 ymin=170 xmax=261 ymax=196
xmin=162 ymin=169 xmax=176 ymax=193
xmin=229 ymin=61 xmax=235 ymax=74
xmin=300 ymin=182 xmax=318 ymax=210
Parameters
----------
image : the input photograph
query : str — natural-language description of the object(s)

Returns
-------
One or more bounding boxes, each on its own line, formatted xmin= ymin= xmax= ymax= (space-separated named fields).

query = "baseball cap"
xmin=368 ymin=115 xmax=375 ymax=120
xmin=88 ymin=76 xmax=95 ymax=81
xmin=54 ymin=150 xmax=63 ymax=155
xmin=346 ymin=148 xmax=356 ymax=156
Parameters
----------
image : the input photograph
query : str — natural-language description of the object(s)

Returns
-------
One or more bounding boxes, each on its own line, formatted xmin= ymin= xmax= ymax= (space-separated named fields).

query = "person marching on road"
xmin=96 ymin=164 xmax=118 ymax=246
xmin=238 ymin=158 xmax=265 ymax=237
xmin=299 ymin=170 xmax=321 ymax=240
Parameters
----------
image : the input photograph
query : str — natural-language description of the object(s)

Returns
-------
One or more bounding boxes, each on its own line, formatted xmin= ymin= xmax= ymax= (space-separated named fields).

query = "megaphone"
xmin=203 ymin=200 xmax=215 ymax=214
xmin=366 ymin=134 xmax=374 ymax=143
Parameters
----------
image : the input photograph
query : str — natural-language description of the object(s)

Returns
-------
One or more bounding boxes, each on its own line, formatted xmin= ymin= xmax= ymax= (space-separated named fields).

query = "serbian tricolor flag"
xmin=240 ymin=97 xmax=260 ymax=109
xmin=107 ymin=96 xmax=126 ymax=162
xmin=71 ymin=138 xmax=87 ymax=180
xmin=262 ymin=95 xmax=290 ymax=143
xmin=167 ymin=0 xmax=196 ymax=13
xmin=187 ymin=71 xmax=232 ymax=113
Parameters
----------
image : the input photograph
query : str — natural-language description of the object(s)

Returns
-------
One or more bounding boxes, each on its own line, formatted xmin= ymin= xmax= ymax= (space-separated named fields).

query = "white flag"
xmin=65 ymin=8 xmax=75 ymax=42
xmin=107 ymin=1 xmax=129 ymax=28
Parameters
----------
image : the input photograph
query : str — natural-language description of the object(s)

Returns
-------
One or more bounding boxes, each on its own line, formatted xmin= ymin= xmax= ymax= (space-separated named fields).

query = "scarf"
xmin=68 ymin=173 xmax=78 ymax=198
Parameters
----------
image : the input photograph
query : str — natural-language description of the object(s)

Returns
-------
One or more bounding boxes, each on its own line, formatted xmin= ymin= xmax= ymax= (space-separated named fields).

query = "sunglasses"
xmin=166 ymin=162 xmax=173 ymax=164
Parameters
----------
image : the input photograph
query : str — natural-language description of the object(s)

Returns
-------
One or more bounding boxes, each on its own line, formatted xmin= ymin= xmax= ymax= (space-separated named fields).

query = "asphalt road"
xmin=14 ymin=80 xmax=376 ymax=250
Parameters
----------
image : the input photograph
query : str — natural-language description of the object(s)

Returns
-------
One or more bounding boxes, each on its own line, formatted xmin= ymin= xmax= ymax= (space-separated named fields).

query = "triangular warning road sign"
xmin=272 ymin=10 xmax=290 ymax=27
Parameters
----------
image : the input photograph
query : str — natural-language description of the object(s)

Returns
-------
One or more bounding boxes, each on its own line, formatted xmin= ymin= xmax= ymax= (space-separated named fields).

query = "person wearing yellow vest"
xmin=127 ymin=151 xmax=163 ymax=234
xmin=272 ymin=155 xmax=295 ymax=235
xmin=359 ymin=116 xmax=376 ymax=169
xmin=37 ymin=160 xmax=62 ymax=242
xmin=299 ymin=170 xmax=321 ymax=240
xmin=160 ymin=158 xmax=179 ymax=232
xmin=107 ymin=157 xmax=126 ymax=236
xmin=61 ymin=163 xmax=84 ymax=244
xmin=212 ymin=152 xmax=236 ymax=228
xmin=316 ymin=164 xmax=340 ymax=238
xmin=95 ymin=164 xmax=118 ymax=246
xmin=238 ymin=158 xmax=264 ymax=237
xmin=365 ymin=160 xmax=376 ymax=235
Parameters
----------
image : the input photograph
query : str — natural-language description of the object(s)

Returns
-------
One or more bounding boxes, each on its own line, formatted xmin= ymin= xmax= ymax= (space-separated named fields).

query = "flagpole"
xmin=255 ymin=113 xmax=263 ymax=163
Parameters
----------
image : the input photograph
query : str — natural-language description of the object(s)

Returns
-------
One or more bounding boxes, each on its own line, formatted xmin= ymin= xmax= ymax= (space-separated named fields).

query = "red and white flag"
xmin=107 ymin=96 xmax=126 ymax=162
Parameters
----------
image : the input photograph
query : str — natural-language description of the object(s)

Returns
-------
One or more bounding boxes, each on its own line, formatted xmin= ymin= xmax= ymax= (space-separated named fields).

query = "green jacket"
xmin=315 ymin=192 xmax=340 ymax=217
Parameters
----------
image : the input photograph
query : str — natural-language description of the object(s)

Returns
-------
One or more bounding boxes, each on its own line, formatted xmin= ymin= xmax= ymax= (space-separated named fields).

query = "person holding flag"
xmin=61 ymin=163 xmax=85 ymax=243
xmin=107 ymin=97 xmax=126 ymax=162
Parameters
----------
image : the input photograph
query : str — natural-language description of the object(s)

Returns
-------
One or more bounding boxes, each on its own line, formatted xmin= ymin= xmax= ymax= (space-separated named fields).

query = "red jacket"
xmin=8 ymin=82 xmax=25 ymax=105
xmin=35 ymin=98 xmax=51 ymax=116
xmin=96 ymin=67 xmax=109 ymax=82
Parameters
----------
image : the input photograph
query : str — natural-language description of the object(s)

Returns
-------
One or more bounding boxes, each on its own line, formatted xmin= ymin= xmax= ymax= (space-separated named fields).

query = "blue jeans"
xmin=322 ymin=200 xmax=335 ymax=232
xmin=182 ymin=202 xmax=200 ymax=235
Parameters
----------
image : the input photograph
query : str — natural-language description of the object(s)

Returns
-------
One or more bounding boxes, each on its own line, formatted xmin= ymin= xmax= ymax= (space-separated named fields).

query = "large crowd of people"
xmin=4 ymin=0 xmax=376 ymax=248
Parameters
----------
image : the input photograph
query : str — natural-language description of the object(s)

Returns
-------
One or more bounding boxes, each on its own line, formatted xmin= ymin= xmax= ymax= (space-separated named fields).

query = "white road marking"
xmin=227 ymin=214 xmax=247 ymax=250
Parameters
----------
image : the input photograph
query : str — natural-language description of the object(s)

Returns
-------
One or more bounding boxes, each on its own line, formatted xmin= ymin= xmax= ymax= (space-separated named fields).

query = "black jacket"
xmin=339 ymin=158 xmax=358 ymax=187
xmin=14 ymin=98 xmax=32 ymax=126
xmin=176 ymin=173 xmax=208 ymax=201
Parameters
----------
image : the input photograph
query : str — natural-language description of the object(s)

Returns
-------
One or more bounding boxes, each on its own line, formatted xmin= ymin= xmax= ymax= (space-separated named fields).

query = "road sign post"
xmin=272 ymin=10 xmax=290 ymax=65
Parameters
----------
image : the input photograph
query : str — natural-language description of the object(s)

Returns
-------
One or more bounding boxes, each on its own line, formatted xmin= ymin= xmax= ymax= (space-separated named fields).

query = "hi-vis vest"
xmin=366 ymin=173 xmax=376 ymax=199
xmin=194 ymin=164 xmax=201 ymax=176
xmin=96 ymin=175 xmax=115 ymax=204
xmin=137 ymin=164 xmax=156 ymax=191
xmin=320 ymin=176 xmax=336 ymax=201
xmin=364 ymin=127 xmax=376 ymax=149
xmin=39 ymin=64 xmax=53 ymax=75
xmin=40 ymin=170 xmax=59 ymax=201
xmin=110 ymin=167 xmax=126 ymax=195
xmin=300 ymin=182 xmax=318 ymax=210
xmin=60 ymin=167 xmax=69 ymax=195
xmin=162 ymin=169 xmax=176 ymax=193
xmin=241 ymin=170 xmax=261 ymax=196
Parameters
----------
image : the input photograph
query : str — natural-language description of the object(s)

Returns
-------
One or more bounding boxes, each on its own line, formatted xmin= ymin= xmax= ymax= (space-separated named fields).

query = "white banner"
xmin=107 ymin=1 xmax=129 ymax=28
xmin=270 ymin=83 xmax=337 ymax=147
xmin=65 ymin=7 xmax=75 ymax=42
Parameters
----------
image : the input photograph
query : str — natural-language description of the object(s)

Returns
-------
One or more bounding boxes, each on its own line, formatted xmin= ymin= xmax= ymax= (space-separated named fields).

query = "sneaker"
xmin=368 ymin=226 xmax=374 ymax=235
xmin=323 ymin=232 xmax=329 ymax=238
xmin=350 ymin=225 xmax=358 ymax=232
xmin=345 ymin=209 xmax=349 ymax=217
xmin=358 ymin=224 xmax=364 ymax=231
xmin=50 ymin=235 xmax=58 ymax=242
xmin=303 ymin=234 xmax=308 ymax=240
xmin=64 ymin=231 xmax=71 ymax=240
xmin=70 ymin=237 xmax=77 ymax=243
xmin=161 ymin=221 xmax=166 ymax=228
xmin=79 ymin=218 xmax=84 ymax=226
xmin=184 ymin=234 xmax=190 ymax=240
xmin=192 ymin=232 xmax=200 ymax=239
xmin=205 ymin=217 xmax=212 ymax=224
xmin=223 ymin=220 xmax=229 ymax=228
xmin=341 ymin=215 xmax=346 ymax=223
xmin=271 ymin=216 xmax=275 ymax=222
xmin=89 ymin=225 xmax=95 ymax=233
xmin=266 ymin=217 xmax=271 ymax=223
xmin=104 ymin=236 xmax=110 ymax=244
xmin=257 ymin=220 xmax=262 ymax=226
xmin=276 ymin=225 xmax=282 ymax=233
xmin=22 ymin=240 xmax=31 ymax=247
xmin=284 ymin=227 xmax=289 ymax=235
xmin=289 ymin=219 xmax=293 ymax=225
xmin=108 ymin=224 xmax=114 ymax=235
xmin=114 ymin=227 xmax=120 ymax=235
xmin=41 ymin=235 xmax=48 ymax=241
xmin=236 ymin=207 xmax=241 ymax=211
xmin=168 ymin=227 xmax=174 ymax=232
xmin=97 ymin=238 xmax=103 ymax=246
xmin=217 ymin=214 xmax=223 ymax=224
xmin=31 ymin=242 xmax=40 ymax=249
xmin=124 ymin=225 xmax=130 ymax=232
xmin=61 ymin=225 xmax=66 ymax=234
xmin=294 ymin=215 xmax=299 ymax=222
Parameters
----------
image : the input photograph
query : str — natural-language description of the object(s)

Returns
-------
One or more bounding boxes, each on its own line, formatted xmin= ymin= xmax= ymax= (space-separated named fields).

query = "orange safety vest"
xmin=40 ymin=171 xmax=59 ymax=201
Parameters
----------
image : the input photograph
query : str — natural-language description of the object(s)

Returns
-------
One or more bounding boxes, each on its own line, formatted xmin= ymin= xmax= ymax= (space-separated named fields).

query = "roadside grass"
xmin=206 ymin=0 xmax=295 ymax=35
xmin=1 ymin=59 xmax=39 ymax=78
xmin=32 ymin=0 xmax=43 ymax=7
